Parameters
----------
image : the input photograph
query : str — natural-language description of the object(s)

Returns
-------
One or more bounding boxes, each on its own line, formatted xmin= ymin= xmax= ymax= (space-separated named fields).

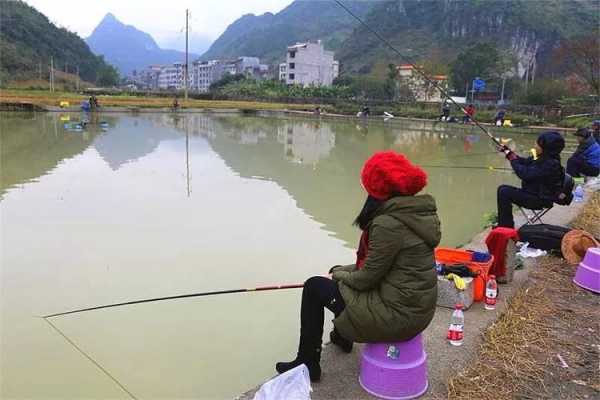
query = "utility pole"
xmin=184 ymin=8 xmax=189 ymax=102
xmin=50 ymin=56 xmax=54 ymax=92
xmin=76 ymin=65 xmax=80 ymax=91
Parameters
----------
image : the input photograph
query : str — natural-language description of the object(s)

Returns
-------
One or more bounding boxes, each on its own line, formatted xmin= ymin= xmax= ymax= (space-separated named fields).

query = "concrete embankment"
xmin=240 ymin=185 xmax=593 ymax=399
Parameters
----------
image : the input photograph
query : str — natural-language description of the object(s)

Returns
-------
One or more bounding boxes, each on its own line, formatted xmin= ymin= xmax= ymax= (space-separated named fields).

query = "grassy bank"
xmin=0 ymin=89 xmax=317 ymax=111
xmin=448 ymin=193 xmax=600 ymax=399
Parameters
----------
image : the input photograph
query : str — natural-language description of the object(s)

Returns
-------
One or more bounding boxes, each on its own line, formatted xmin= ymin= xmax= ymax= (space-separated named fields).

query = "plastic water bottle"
xmin=485 ymin=275 xmax=498 ymax=310
xmin=573 ymin=184 xmax=584 ymax=202
xmin=447 ymin=304 xmax=464 ymax=346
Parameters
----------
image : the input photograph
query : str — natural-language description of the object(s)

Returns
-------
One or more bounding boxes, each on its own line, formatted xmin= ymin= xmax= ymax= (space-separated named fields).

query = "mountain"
xmin=86 ymin=13 xmax=199 ymax=76
xmin=160 ymin=32 xmax=213 ymax=56
xmin=200 ymin=0 xmax=377 ymax=63
xmin=0 ymin=1 xmax=118 ymax=85
xmin=337 ymin=0 xmax=599 ymax=76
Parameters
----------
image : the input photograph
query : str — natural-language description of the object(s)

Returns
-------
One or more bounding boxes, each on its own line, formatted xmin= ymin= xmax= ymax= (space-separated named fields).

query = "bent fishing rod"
xmin=43 ymin=283 xmax=304 ymax=319
xmin=334 ymin=0 xmax=504 ymax=148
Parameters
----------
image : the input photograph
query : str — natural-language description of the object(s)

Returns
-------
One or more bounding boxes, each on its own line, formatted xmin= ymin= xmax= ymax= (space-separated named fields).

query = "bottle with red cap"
xmin=447 ymin=303 xmax=464 ymax=346
xmin=485 ymin=275 xmax=498 ymax=310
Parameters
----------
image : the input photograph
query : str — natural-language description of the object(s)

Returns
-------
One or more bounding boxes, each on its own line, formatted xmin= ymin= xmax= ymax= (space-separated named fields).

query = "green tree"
xmin=96 ymin=63 xmax=119 ymax=87
xmin=450 ymin=43 xmax=502 ymax=96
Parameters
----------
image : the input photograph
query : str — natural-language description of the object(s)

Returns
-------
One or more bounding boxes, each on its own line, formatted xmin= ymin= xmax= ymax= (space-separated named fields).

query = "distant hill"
xmin=200 ymin=0 xmax=376 ymax=63
xmin=337 ymin=0 xmax=599 ymax=75
xmin=86 ymin=13 xmax=199 ymax=76
xmin=0 ymin=0 xmax=118 ymax=85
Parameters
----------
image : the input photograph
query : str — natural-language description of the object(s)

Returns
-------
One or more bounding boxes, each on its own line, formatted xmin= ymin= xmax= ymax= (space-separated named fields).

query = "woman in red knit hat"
xmin=276 ymin=151 xmax=441 ymax=381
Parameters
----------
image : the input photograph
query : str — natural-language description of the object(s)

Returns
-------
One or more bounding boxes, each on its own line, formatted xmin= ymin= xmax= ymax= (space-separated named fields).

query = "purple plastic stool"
xmin=359 ymin=334 xmax=428 ymax=400
xmin=574 ymin=247 xmax=600 ymax=294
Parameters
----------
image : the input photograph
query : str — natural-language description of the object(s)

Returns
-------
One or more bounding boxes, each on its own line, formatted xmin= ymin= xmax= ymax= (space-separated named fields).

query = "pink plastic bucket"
xmin=359 ymin=334 xmax=428 ymax=400
xmin=574 ymin=247 xmax=600 ymax=294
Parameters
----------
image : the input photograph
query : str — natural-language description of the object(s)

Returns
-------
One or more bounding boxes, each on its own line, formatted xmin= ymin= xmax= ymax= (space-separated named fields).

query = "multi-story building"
xmin=284 ymin=41 xmax=339 ymax=87
xmin=192 ymin=56 xmax=269 ymax=93
xmin=158 ymin=62 xmax=192 ymax=90
xmin=396 ymin=64 xmax=448 ymax=102
xmin=279 ymin=63 xmax=287 ymax=81
xmin=192 ymin=60 xmax=226 ymax=93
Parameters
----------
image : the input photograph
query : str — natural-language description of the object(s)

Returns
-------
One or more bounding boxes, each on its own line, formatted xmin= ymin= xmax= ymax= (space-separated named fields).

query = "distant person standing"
xmin=566 ymin=128 xmax=600 ymax=178
xmin=462 ymin=104 xmax=475 ymax=124
xmin=494 ymin=109 xmax=506 ymax=126
xmin=172 ymin=96 xmax=180 ymax=110
xmin=440 ymin=102 xmax=450 ymax=121
xmin=592 ymin=120 xmax=600 ymax=144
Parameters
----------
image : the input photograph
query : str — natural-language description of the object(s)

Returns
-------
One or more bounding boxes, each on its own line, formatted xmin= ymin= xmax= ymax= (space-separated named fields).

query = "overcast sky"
xmin=25 ymin=0 xmax=293 ymax=54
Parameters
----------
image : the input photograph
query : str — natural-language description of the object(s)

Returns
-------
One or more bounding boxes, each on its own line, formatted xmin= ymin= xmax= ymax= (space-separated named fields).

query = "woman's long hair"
xmin=353 ymin=195 xmax=385 ymax=230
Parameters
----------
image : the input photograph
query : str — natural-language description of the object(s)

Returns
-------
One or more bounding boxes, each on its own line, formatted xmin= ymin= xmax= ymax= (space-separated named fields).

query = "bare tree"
xmin=555 ymin=35 xmax=600 ymax=98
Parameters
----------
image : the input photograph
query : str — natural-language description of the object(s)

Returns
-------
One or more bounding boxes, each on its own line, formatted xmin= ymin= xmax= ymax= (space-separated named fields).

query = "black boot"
xmin=275 ymin=345 xmax=321 ymax=382
xmin=330 ymin=328 xmax=353 ymax=353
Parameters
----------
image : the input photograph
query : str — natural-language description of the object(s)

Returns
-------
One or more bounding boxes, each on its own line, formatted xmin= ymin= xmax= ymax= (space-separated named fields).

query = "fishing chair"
xmin=518 ymin=173 xmax=575 ymax=225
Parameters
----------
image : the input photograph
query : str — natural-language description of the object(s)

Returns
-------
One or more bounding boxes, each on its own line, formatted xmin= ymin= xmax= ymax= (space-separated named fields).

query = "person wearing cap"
xmin=496 ymin=131 xmax=566 ymax=228
xmin=566 ymin=128 xmax=600 ymax=178
xmin=275 ymin=151 xmax=441 ymax=382
xmin=592 ymin=120 xmax=600 ymax=144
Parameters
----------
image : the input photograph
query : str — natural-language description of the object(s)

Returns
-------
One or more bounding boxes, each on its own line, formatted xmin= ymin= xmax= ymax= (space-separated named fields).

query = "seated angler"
xmin=566 ymin=128 xmax=600 ymax=178
xmin=275 ymin=151 xmax=440 ymax=381
xmin=496 ymin=131 xmax=565 ymax=228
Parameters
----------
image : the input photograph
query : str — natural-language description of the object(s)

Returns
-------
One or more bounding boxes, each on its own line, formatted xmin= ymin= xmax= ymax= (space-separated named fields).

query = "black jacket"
xmin=510 ymin=156 xmax=564 ymax=201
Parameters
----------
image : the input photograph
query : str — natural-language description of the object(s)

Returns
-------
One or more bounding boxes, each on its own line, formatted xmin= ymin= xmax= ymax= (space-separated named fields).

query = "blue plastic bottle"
xmin=574 ymin=184 xmax=584 ymax=202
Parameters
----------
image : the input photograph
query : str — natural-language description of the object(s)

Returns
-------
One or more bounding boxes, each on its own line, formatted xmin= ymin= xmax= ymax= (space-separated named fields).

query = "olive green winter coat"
xmin=332 ymin=195 xmax=441 ymax=343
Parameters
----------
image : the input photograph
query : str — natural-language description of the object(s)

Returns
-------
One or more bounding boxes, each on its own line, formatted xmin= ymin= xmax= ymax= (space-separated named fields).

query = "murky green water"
xmin=0 ymin=112 xmax=577 ymax=399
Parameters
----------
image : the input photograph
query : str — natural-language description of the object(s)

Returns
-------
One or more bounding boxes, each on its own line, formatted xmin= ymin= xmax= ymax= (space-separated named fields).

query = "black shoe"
xmin=275 ymin=357 xmax=321 ymax=382
xmin=329 ymin=329 xmax=353 ymax=353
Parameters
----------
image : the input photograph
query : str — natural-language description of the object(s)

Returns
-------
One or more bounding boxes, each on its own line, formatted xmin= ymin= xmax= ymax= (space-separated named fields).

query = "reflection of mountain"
xmin=0 ymin=114 xmax=99 ymax=198
xmin=206 ymin=116 xmax=393 ymax=247
xmin=93 ymin=115 xmax=181 ymax=170
xmin=205 ymin=115 xmax=518 ymax=247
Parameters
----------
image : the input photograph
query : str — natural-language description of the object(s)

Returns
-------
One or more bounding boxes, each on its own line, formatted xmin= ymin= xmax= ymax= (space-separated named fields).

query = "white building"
xmin=192 ymin=57 xmax=269 ymax=93
xmin=279 ymin=63 xmax=287 ymax=81
xmin=193 ymin=60 xmax=225 ymax=93
xmin=158 ymin=62 xmax=191 ymax=90
xmin=284 ymin=41 xmax=339 ymax=87
xmin=396 ymin=64 xmax=448 ymax=102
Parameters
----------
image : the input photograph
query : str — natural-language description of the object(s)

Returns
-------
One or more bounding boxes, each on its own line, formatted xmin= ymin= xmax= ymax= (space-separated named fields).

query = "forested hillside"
xmin=200 ymin=0 xmax=376 ymax=62
xmin=0 ymin=0 xmax=118 ymax=86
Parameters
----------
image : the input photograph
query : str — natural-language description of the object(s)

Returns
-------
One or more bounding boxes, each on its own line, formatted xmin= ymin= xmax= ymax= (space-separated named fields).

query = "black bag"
xmin=518 ymin=224 xmax=571 ymax=253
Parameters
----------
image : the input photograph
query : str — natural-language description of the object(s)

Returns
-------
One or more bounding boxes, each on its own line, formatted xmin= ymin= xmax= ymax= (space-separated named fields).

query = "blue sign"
xmin=473 ymin=78 xmax=486 ymax=91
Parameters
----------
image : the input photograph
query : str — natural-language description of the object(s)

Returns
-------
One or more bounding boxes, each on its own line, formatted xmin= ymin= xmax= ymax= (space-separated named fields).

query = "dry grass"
xmin=0 ymin=89 xmax=316 ymax=111
xmin=448 ymin=196 xmax=600 ymax=399
xmin=571 ymin=192 xmax=600 ymax=237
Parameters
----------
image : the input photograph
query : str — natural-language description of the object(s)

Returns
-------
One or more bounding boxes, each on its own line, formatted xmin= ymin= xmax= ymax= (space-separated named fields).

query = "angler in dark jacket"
xmin=567 ymin=128 xmax=600 ymax=177
xmin=275 ymin=151 xmax=440 ymax=382
xmin=496 ymin=131 xmax=565 ymax=228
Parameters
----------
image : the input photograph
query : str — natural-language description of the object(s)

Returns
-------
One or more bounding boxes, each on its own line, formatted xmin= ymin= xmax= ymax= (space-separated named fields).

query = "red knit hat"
xmin=361 ymin=151 xmax=427 ymax=200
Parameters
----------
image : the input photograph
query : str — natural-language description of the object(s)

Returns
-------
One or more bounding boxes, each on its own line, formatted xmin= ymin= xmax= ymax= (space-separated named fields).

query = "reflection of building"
xmin=277 ymin=122 xmax=335 ymax=165
xmin=284 ymin=41 xmax=339 ymax=87
xmin=397 ymin=65 xmax=447 ymax=102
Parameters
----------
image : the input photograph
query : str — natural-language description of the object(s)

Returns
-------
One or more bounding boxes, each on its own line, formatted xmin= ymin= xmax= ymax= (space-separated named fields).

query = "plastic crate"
xmin=435 ymin=247 xmax=494 ymax=302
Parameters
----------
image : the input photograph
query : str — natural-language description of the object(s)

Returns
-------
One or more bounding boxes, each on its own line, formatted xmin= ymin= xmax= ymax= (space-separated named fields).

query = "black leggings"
xmin=497 ymin=185 xmax=552 ymax=228
xmin=300 ymin=276 xmax=346 ymax=350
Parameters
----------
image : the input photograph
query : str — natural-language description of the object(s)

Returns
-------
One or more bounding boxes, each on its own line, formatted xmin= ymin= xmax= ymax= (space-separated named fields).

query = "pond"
xmin=0 ymin=112 xmax=576 ymax=399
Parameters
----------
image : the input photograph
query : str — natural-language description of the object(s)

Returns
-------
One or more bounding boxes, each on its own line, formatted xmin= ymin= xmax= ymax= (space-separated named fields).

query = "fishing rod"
xmin=333 ymin=0 xmax=504 ymax=148
xmin=420 ymin=164 xmax=512 ymax=172
xmin=43 ymin=283 xmax=304 ymax=319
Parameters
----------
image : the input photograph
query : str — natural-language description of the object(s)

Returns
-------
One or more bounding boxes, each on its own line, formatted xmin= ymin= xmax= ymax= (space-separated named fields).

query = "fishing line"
xmin=43 ymin=283 xmax=304 ymax=318
xmin=43 ymin=317 xmax=137 ymax=399
xmin=419 ymin=164 xmax=512 ymax=172
xmin=333 ymin=0 xmax=503 ymax=148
